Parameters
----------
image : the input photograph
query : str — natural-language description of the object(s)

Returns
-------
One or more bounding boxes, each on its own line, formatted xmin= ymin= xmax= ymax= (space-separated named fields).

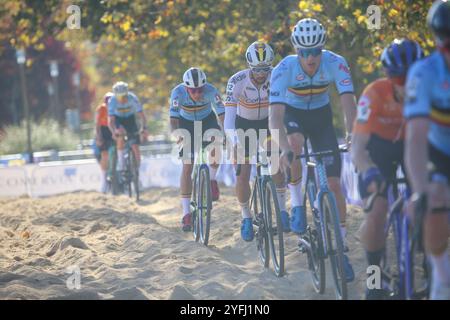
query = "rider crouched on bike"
xmin=269 ymin=18 xmax=357 ymax=281
xmin=108 ymin=81 xmax=149 ymax=177
xmin=95 ymin=92 xmax=114 ymax=193
xmin=351 ymin=39 xmax=424 ymax=300
xmin=404 ymin=0 xmax=450 ymax=300
xmin=169 ymin=68 xmax=225 ymax=232
xmin=224 ymin=41 xmax=289 ymax=242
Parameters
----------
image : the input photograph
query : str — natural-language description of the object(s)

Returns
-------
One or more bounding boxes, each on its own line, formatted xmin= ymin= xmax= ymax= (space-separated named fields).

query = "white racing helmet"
xmin=245 ymin=41 xmax=274 ymax=67
xmin=291 ymin=18 xmax=327 ymax=49
xmin=183 ymin=67 xmax=207 ymax=88
xmin=112 ymin=81 xmax=128 ymax=97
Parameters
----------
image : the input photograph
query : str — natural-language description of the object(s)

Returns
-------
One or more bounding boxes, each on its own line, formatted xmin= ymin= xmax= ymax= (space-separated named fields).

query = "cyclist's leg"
xmin=178 ymin=117 xmax=195 ymax=229
xmin=203 ymin=113 xmax=222 ymax=200
xmin=360 ymin=135 xmax=398 ymax=253
xmin=114 ymin=116 xmax=126 ymax=170
xmin=262 ymin=126 xmax=289 ymax=231
xmin=426 ymin=145 xmax=450 ymax=299
xmin=284 ymin=106 xmax=306 ymax=233
xmin=308 ymin=106 xmax=345 ymax=230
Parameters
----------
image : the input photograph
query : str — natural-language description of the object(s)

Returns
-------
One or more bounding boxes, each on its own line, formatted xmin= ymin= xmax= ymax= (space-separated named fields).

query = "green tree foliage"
xmin=0 ymin=0 xmax=437 ymax=135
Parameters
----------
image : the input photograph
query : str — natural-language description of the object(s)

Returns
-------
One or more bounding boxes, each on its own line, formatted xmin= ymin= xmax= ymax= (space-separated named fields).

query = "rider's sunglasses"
xmin=187 ymin=86 xmax=204 ymax=94
xmin=298 ymin=47 xmax=323 ymax=58
xmin=251 ymin=66 xmax=272 ymax=74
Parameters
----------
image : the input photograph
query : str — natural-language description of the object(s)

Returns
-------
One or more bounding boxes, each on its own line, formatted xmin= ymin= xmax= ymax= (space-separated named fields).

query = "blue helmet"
xmin=380 ymin=38 xmax=424 ymax=77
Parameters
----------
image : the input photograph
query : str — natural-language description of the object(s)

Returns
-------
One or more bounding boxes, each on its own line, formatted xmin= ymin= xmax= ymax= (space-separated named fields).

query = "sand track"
xmin=0 ymin=188 xmax=368 ymax=299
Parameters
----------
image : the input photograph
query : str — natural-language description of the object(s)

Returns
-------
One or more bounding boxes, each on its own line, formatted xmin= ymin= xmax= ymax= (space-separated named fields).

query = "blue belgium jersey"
xmin=169 ymin=83 xmax=225 ymax=121
xmin=269 ymin=50 xmax=354 ymax=110
xmin=404 ymin=51 xmax=450 ymax=157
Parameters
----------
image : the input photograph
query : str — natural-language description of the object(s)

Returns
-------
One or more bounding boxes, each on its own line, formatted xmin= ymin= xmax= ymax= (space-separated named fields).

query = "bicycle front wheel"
xmin=251 ymin=180 xmax=269 ymax=268
xmin=322 ymin=192 xmax=348 ymax=300
xmin=131 ymin=150 xmax=140 ymax=201
xmin=263 ymin=178 xmax=285 ymax=277
xmin=198 ymin=165 xmax=212 ymax=246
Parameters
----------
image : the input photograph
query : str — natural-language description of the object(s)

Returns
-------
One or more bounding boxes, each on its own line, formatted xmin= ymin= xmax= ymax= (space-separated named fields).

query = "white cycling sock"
xmin=100 ymin=170 xmax=107 ymax=193
xmin=240 ymin=201 xmax=251 ymax=219
xmin=209 ymin=166 xmax=218 ymax=181
xmin=429 ymin=252 xmax=450 ymax=285
xmin=276 ymin=188 xmax=287 ymax=212
xmin=288 ymin=179 xmax=303 ymax=208
xmin=340 ymin=225 xmax=347 ymax=240
xmin=117 ymin=149 xmax=125 ymax=170
xmin=181 ymin=197 xmax=191 ymax=216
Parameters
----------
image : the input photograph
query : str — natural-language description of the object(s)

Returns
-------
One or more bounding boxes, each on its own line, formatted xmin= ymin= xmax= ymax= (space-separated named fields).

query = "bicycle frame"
xmin=301 ymin=142 xmax=339 ymax=259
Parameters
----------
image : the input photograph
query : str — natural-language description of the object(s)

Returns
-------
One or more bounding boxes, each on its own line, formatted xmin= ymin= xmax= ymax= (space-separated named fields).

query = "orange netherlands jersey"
xmin=96 ymin=103 xmax=109 ymax=127
xmin=353 ymin=78 xmax=405 ymax=141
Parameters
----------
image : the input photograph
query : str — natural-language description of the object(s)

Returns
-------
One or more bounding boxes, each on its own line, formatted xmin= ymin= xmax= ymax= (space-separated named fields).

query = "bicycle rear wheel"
xmin=322 ymin=192 xmax=348 ymax=300
xmin=263 ymin=178 xmax=284 ymax=277
xmin=198 ymin=165 xmax=212 ymax=246
xmin=251 ymin=180 xmax=269 ymax=268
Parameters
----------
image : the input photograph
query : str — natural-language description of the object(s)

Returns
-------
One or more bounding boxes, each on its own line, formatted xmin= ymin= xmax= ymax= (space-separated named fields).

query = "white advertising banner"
xmin=0 ymin=154 xmax=364 ymax=204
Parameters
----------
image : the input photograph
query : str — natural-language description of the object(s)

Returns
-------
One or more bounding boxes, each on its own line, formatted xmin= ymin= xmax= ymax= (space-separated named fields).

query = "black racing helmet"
xmin=427 ymin=0 xmax=450 ymax=41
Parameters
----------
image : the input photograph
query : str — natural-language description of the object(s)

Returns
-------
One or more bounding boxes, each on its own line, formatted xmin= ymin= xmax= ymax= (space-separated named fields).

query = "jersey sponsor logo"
xmin=288 ymin=121 xmax=299 ymax=128
xmin=172 ymin=99 xmax=179 ymax=107
xmin=339 ymin=78 xmax=352 ymax=86
xmin=405 ymin=75 xmax=419 ymax=102
xmin=296 ymin=74 xmax=305 ymax=81
xmin=339 ymin=63 xmax=350 ymax=74
xmin=329 ymin=54 xmax=338 ymax=62
xmin=356 ymin=96 xmax=371 ymax=123
xmin=245 ymin=86 xmax=257 ymax=91
xmin=270 ymin=91 xmax=280 ymax=97
xmin=227 ymin=83 xmax=234 ymax=91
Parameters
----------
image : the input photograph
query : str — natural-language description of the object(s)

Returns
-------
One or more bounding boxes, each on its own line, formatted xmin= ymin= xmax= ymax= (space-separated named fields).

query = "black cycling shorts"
xmin=115 ymin=115 xmax=140 ymax=144
xmin=235 ymin=115 xmax=270 ymax=159
xmin=358 ymin=134 xmax=406 ymax=199
xmin=178 ymin=112 xmax=222 ymax=160
xmin=429 ymin=143 xmax=450 ymax=184
xmin=98 ymin=126 xmax=113 ymax=152
xmin=284 ymin=104 xmax=341 ymax=177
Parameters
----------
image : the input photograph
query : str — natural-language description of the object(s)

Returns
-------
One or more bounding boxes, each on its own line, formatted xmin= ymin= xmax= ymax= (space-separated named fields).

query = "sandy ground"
xmin=0 ymin=187 xmax=369 ymax=300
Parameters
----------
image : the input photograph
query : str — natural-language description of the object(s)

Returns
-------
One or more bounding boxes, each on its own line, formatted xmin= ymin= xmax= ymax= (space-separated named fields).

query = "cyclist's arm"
xmin=108 ymin=115 xmax=117 ymax=134
xmin=268 ymin=61 xmax=290 ymax=152
xmin=403 ymin=63 xmax=432 ymax=195
xmin=169 ymin=89 xmax=181 ymax=133
xmin=405 ymin=118 xmax=429 ymax=194
xmin=137 ymin=111 xmax=147 ymax=131
xmin=224 ymin=76 xmax=239 ymax=144
xmin=351 ymin=133 xmax=375 ymax=173
xmin=269 ymin=103 xmax=290 ymax=152
xmin=217 ymin=113 xmax=225 ymax=131
xmin=340 ymin=93 xmax=357 ymax=136
xmin=331 ymin=55 xmax=356 ymax=138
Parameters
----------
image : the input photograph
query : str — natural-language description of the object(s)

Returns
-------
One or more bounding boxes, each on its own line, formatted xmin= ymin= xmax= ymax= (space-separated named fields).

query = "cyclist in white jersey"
xmin=269 ymin=18 xmax=357 ymax=281
xmin=224 ymin=41 xmax=288 ymax=242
